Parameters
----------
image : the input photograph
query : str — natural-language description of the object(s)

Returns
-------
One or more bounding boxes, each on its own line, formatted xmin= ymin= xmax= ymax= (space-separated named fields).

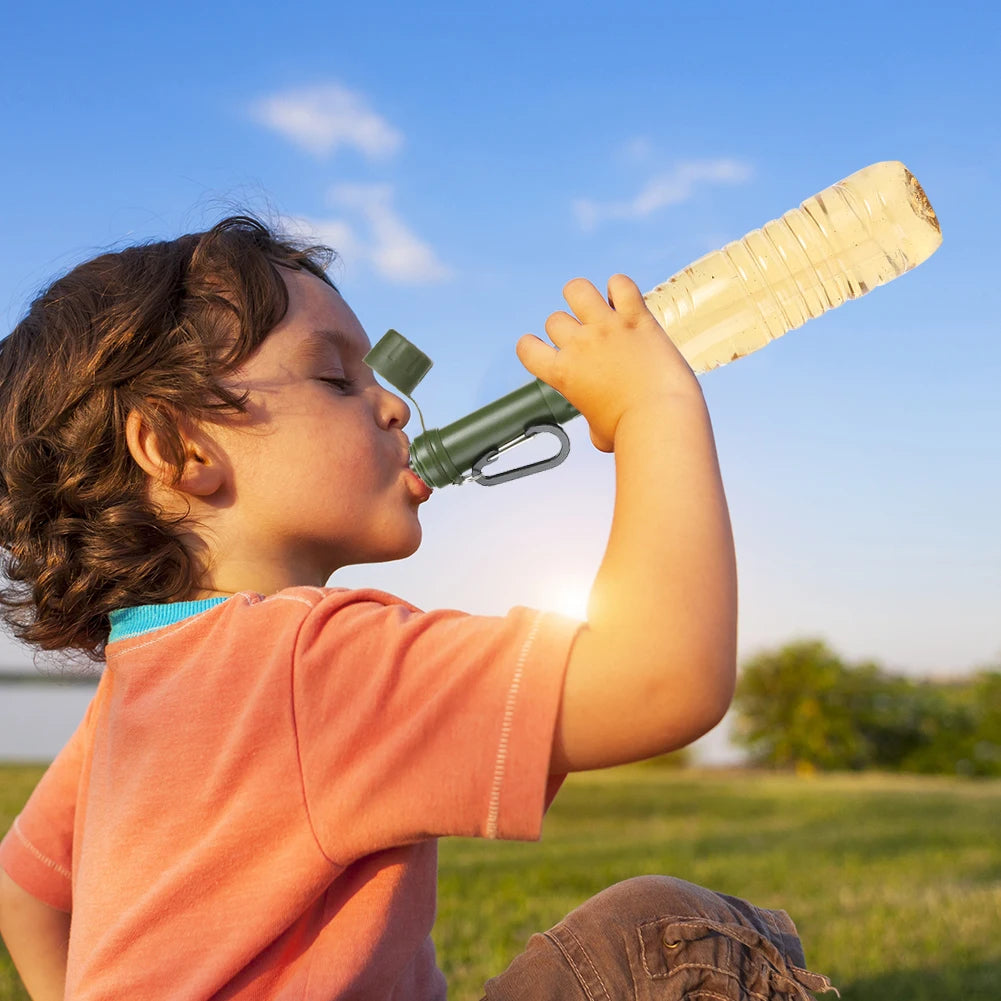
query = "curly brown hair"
xmin=0 ymin=216 xmax=335 ymax=660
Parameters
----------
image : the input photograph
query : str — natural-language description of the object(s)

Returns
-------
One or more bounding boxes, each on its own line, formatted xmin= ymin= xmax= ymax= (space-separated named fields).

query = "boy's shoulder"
xmin=106 ymin=586 xmax=424 ymax=651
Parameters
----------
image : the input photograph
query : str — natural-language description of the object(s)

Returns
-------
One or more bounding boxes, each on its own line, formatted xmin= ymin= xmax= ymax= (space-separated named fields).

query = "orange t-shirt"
xmin=0 ymin=586 xmax=580 ymax=1000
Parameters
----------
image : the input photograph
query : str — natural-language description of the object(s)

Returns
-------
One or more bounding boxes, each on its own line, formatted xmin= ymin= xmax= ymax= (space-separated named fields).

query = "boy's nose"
xmin=378 ymin=386 xmax=411 ymax=430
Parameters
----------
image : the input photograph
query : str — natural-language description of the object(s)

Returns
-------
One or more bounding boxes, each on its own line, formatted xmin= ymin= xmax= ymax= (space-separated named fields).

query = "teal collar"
xmin=108 ymin=597 xmax=229 ymax=643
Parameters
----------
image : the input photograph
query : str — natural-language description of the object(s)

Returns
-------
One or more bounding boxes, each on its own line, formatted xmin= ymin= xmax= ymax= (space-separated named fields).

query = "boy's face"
xmin=206 ymin=269 xmax=430 ymax=590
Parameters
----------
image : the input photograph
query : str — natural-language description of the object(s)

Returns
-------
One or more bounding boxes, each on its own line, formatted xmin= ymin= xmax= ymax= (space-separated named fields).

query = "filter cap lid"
xmin=364 ymin=329 xmax=433 ymax=396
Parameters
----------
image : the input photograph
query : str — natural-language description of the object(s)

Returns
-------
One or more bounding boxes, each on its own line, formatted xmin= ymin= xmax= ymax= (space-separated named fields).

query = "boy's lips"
xmin=398 ymin=437 xmax=431 ymax=502
xmin=404 ymin=466 xmax=433 ymax=503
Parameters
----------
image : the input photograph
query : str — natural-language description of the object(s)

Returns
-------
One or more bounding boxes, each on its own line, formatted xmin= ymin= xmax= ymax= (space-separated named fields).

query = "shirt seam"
xmin=288 ymin=598 xmax=343 ymax=867
xmin=107 ymin=594 xmax=252 ymax=652
xmin=485 ymin=610 xmax=544 ymax=838
xmin=108 ymin=597 xmax=229 ymax=643
xmin=10 ymin=818 xmax=72 ymax=882
xmin=107 ymin=592 xmax=319 ymax=652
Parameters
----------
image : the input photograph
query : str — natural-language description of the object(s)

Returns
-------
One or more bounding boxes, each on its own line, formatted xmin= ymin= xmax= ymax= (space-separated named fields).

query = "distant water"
xmin=0 ymin=683 xmax=97 ymax=761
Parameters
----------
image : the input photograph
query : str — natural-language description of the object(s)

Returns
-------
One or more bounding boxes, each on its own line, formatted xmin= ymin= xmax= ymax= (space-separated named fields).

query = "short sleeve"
xmin=0 ymin=695 xmax=96 ymax=911
xmin=290 ymin=592 xmax=581 ymax=863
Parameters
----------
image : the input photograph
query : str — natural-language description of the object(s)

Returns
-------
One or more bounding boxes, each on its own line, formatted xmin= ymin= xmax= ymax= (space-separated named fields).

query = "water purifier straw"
xmin=365 ymin=160 xmax=942 ymax=488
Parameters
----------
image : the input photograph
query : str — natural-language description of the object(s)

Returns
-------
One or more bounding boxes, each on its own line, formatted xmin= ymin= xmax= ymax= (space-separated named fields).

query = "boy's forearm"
xmin=0 ymin=870 xmax=69 ymax=1001
xmin=557 ymin=391 xmax=737 ymax=770
xmin=594 ymin=393 xmax=737 ymax=689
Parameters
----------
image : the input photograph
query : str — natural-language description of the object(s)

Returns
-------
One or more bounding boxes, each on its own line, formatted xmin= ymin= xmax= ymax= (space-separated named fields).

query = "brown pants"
xmin=483 ymin=876 xmax=837 ymax=1000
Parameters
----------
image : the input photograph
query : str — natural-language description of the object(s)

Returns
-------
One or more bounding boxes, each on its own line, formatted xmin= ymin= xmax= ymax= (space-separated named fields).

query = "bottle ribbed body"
xmin=642 ymin=160 xmax=941 ymax=374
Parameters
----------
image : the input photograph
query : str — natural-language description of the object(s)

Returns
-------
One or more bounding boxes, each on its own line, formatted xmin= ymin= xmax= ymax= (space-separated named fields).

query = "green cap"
xmin=364 ymin=329 xmax=433 ymax=396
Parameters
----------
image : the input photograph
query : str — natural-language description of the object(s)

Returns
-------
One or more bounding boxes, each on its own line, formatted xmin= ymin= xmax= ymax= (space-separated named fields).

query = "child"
xmin=0 ymin=217 xmax=835 ymax=999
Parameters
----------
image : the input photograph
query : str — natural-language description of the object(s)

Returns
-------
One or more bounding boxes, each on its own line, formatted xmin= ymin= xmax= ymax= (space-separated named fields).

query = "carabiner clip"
xmin=470 ymin=424 xmax=572 ymax=486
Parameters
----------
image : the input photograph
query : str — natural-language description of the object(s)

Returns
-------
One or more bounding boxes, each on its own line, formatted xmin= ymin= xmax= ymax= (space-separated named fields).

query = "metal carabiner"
xmin=470 ymin=424 xmax=572 ymax=486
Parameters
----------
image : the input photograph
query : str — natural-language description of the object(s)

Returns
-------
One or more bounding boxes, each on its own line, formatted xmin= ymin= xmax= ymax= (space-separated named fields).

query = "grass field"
xmin=2 ymin=763 xmax=1000 ymax=999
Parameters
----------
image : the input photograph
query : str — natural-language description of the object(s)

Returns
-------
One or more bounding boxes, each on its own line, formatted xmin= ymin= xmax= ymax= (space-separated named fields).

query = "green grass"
xmin=3 ymin=765 xmax=1000 ymax=1000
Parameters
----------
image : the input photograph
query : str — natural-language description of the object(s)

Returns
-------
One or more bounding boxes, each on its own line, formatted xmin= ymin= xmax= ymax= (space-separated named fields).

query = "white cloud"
xmin=574 ymin=159 xmax=753 ymax=230
xmin=286 ymin=184 xmax=452 ymax=285
xmin=250 ymin=84 xmax=403 ymax=159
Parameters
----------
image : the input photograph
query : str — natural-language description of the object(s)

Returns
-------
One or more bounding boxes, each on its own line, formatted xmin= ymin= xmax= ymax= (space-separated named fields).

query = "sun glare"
xmin=543 ymin=575 xmax=591 ymax=621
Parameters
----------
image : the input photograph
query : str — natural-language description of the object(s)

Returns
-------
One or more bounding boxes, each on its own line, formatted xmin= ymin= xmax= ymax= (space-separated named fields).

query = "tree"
xmin=733 ymin=640 xmax=868 ymax=771
xmin=905 ymin=670 xmax=1001 ymax=776
xmin=733 ymin=641 xmax=1001 ymax=776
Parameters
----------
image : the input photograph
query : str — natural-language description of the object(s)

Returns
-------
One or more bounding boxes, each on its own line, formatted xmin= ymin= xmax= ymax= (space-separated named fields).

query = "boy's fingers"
xmin=564 ymin=275 xmax=647 ymax=321
xmin=606 ymin=273 xmax=646 ymax=314
xmin=563 ymin=277 xmax=610 ymax=321
xmin=515 ymin=333 xmax=557 ymax=382
xmin=520 ymin=272 xmax=650 ymax=384
xmin=544 ymin=310 xmax=580 ymax=347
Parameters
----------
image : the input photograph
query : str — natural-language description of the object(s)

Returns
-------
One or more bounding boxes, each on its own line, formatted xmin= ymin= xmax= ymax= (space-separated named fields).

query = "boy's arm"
xmin=517 ymin=275 xmax=737 ymax=773
xmin=0 ymin=869 xmax=70 ymax=1001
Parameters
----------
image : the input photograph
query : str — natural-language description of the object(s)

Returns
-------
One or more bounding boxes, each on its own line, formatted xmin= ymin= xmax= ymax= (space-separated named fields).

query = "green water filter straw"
xmin=366 ymin=160 xmax=941 ymax=488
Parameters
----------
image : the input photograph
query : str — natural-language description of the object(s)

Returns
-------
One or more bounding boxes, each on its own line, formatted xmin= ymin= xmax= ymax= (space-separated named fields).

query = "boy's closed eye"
xmin=318 ymin=377 xmax=357 ymax=393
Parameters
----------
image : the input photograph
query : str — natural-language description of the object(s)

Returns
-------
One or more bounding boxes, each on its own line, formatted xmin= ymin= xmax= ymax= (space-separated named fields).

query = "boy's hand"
xmin=516 ymin=275 xmax=701 ymax=452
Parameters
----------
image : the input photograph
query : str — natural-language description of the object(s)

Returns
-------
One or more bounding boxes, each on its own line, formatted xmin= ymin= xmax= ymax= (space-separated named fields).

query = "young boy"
xmin=0 ymin=218 xmax=834 ymax=999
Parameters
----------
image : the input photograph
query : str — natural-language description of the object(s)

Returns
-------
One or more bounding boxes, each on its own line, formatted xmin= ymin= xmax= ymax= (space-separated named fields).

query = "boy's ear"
xmin=125 ymin=408 xmax=225 ymax=498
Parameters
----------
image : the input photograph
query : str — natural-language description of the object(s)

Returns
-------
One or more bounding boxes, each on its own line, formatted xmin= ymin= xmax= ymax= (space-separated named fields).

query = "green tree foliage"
xmin=733 ymin=641 xmax=1001 ymax=776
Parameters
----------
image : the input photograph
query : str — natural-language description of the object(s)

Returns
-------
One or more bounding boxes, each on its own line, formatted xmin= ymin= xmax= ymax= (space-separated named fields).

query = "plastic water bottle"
xmin=367 ymin=161 xmax=941 ymax=487
xmin=644 ymin=160 xmax=942 ymax=374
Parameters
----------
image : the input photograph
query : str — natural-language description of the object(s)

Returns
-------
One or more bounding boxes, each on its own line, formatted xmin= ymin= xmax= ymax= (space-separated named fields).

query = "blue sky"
xmin=1 ymin=0 xmax=998 ymax=706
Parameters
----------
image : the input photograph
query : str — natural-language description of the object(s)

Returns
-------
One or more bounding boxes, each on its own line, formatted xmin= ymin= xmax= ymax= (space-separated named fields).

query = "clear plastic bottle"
xmin=642 ymin=160 xmax=942 ymax=374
